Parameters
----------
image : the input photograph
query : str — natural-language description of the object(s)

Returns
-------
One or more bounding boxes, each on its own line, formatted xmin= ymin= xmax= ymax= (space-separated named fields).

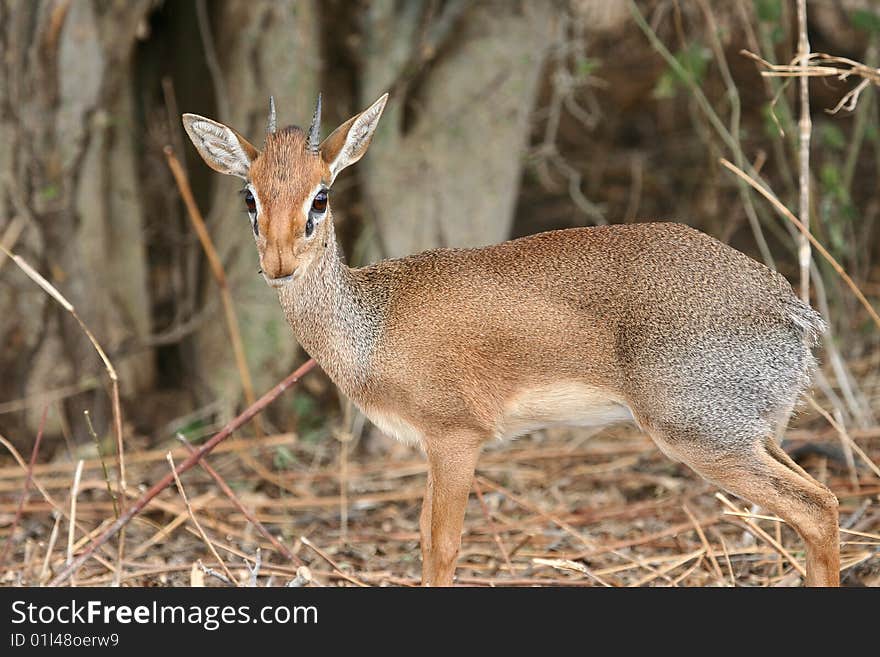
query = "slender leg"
xmin=422 ymin=436 xmax=483 ymax=586
xmin=761 ymin=438 xmax=840 ymax=586
xmin=419 ymin=468 xmax=434 ymax=585
xmin=670 ymin=436 xmax=839 ymax=586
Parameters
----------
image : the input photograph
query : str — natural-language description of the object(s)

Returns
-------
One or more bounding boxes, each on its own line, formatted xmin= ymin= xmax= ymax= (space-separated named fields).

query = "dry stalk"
xmin=167 ymin=452 xmax=236 ymax=584
xmin=38 ymin=511 xmax=63 ymax=584
xmin=66 ymin=460 xmax=84 ymax=585
xmin=299 ymin=536 xmax=368 ymax=587
xmin=163 ymin=147 xmax=262 ymax=437
xmin=715 ymin=492 xmax=807 ymax=580
xmin=719 ymin=158 xmax=880 ymax=330
xmin=48 ymin=358 xmax=317 ymax=586
xmin=472 ymin=477 xmax=516 ymax=576
xmin=795 ymin=0 xmax=811 ymax=303
xmin=0 ymin=244 xmax=128 ymax=560
xmin=683 ymin=504 xmax=725 ymax=586
xmin=0 ymin=435 xmax=120 ymax=570
xmin=0 ymin=406 xmax=48 ymax=566
xmin=177 ymin=433 xmax=303 ymax=565
xmin=807 ymin=397 xmax=880 ymax=480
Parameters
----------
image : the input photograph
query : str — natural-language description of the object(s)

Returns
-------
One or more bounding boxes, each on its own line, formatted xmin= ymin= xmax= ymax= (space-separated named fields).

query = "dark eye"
xmin=244 ymin=189 xmax=256 ymax=214
xmin=305 ymin=216 xmax=314 ymax=238
xmin=311 ymin=190 xmax=328 ymax=214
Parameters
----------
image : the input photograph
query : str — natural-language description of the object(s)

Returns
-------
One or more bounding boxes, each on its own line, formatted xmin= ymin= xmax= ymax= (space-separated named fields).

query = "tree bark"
xmin=0 ymin=0 xmax=154 ymax=442
xmin=191 ymin=0 xmax=320 ymax=416
xmin=359 ymin=0 xmax=554 ymax=258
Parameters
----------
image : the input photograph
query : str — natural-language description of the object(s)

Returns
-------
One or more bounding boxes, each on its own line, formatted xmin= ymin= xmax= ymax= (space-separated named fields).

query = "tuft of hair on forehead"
xmin=251 ymin=123 xmax=328 ymax=193
xmin=262 ymin=125 xmax=322 ymax=158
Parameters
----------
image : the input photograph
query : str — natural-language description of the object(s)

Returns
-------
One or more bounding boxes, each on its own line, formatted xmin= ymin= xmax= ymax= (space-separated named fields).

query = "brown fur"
xmin=183 ymin=97 xmax=839 ymax=587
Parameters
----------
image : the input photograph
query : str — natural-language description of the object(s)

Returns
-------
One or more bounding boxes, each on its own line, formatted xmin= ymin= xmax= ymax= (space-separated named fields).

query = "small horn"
xmin=307 ymin=93 xmax=322 ymax=154
xmin=267 ymin=95 xmax=277 ymax=134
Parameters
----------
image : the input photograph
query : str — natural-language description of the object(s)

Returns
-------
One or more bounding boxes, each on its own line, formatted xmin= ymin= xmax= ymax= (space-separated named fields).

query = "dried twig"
xmin=719 ymin=158 xmax=880 ymax=330
xmin=741 ymin=50 xmax=880 ymax=114
xmin=807 ymin=398 xmax=880 ymax=480
xmin=472 ymin=478 xmax=515 ymax=576
xmin=168 ymin=452 xmax=236 ymax=584
xmin=177 ymin=433 xmax=303 ymax=565
xmin=683 ymin=504 xmax=725 ymax=586
xmin=300 ymin=536 xmax=368 ymax=587
xmin=48 ymin=359 xmax=317 ymax=586
xmin=0 ymin=406 xmax=48 ymax=566
xmin=38 ymin=512 xmax=62 ymax=584
xmin=164 ymin=147 xmax=262 ymax=437
xmin=0 ymin=244 xmax=128 ymax=555
xmin=715 ymin=493 xmax=807 ymax=580
xmin=66 ymin=460 xmax=84 ymax=583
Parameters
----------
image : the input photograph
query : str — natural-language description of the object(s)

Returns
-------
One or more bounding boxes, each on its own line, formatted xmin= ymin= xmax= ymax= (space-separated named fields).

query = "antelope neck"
xmin=276 ymin=223 xmax=382 ymax=395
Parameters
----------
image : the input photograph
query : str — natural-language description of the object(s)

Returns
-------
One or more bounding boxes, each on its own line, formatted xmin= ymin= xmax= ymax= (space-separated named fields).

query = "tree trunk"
xmin=0 ymin=0 xmax=154 ymax=443
xmin=191 ymin=0 xmax=320 ymax=418
xmin=359 ymin=0 xmax=554 ymax=258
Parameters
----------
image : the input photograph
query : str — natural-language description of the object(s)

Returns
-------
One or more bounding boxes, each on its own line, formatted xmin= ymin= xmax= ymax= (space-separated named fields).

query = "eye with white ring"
xmin=241 ymin=187 xmax=258 ymax=236
xmin=305 ymin=189 xmax=328 ymax=238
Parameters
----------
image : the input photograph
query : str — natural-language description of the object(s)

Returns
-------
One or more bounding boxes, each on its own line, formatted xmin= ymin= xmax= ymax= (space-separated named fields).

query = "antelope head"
xmin=182 ymin=93 xmax=388 ymax=287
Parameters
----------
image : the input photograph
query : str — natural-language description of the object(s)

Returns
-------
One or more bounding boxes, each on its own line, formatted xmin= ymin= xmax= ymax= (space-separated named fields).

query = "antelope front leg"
xmin=422 ymin=436 xmax=483 ymax=586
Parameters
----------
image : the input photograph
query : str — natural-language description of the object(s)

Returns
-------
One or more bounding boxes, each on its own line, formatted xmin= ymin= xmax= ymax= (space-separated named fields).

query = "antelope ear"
xmin=181 ymin=114 xmax=259 ymax=179
xmin=320 ymin=93 xmax=388 ymax=184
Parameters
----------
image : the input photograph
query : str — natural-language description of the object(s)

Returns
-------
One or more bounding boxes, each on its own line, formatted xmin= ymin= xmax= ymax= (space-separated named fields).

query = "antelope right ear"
xmin=320 ymin=93 xmax=389 ymax=184
xmin=181 ymin=114 xmax=260 ymax=180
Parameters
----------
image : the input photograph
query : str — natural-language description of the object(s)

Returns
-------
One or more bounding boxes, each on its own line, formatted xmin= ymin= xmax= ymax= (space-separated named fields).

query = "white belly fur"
xmin=361 ymin=405 xmax=425 ymax=446
xmin=495 ymin=382 xmax=633 ymax=441
xmin=361 ymin=383 xmax=632 ymax=446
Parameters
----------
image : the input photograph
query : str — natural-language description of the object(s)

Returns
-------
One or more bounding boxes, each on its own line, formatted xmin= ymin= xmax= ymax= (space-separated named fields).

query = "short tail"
xmin=785 ymin=297 xmax=826 ymax=346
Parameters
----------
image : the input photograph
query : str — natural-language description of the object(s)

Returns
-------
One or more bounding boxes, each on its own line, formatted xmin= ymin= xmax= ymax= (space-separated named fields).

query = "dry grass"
xmin=2 ymin=401 xmax=877 ymax=587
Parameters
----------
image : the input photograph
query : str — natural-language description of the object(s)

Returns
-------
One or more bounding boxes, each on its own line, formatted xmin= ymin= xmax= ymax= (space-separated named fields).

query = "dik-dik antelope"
xmin=182 ymin=93 xmax=839 ymax=587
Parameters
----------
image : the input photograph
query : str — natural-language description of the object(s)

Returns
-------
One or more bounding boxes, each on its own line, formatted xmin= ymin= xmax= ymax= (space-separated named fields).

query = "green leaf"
xmin=652 ymin=44 xmax=711 ymax=99
xmin=820 ymin=123 xmax=847 ymax=151
xmin=755 ymin=0 xmax=782 ymax=23
xmin=273 ymin=445 xmax=297 ymax=470
xmin=652 ymin=71 xmax=677 ymax=99
xmin=575 ymin=55 xmax=600 ymax=79
xmin=40 ymin=183 xmax=59 ymax=201
xmin=820 ymin=162 xmax=841 ymax=190
xmin=851 ymin=9 xmax=880 ymax=34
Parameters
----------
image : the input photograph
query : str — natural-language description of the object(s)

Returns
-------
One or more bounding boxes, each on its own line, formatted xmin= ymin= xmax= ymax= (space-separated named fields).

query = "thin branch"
xmin=48 ymin=358 xmax=317 ymax=587
xmin=176 ymin=433 xmax=303 ymax=566
xmin=164 ymin=146 xmax=263 ymax=438
xmin=0 ymin=406 xmax=48 ymax=566
xmin=168 ymin=452 xmax=237 ymax=584
xmin=472 ymin=478 xmax=516 ymax=576
xmin=719 ymin=158 xmax=880 ymax=330
xmin=796 ymin=0 xmax=811 ymax=303
xmin=0 ymin=244 xmax=128 ymax=578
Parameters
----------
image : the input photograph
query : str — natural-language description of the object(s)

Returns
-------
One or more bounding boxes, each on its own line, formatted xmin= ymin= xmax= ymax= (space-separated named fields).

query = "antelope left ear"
xmin=182 ymin=114 xmax=260 ymax=180
xmin=320 ymin=93 xmax=389 ymax=184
